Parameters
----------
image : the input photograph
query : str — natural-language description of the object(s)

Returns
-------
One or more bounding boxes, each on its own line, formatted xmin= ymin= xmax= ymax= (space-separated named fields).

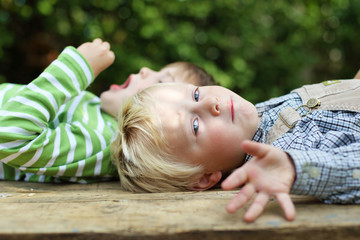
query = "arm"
xmin=287 ymin=144 xmax=360 ymax=204
xmin=222 ymin=140 xmax=296 ymax=222
xmin=0 ymin=39 xmax=115 ymax=181
xmin=354 ymin=69 xmax=360 ymax=79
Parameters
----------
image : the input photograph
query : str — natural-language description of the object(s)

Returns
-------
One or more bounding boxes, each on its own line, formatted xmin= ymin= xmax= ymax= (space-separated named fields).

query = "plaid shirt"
xmin=248 ymin=92 xmax=360 ymax=204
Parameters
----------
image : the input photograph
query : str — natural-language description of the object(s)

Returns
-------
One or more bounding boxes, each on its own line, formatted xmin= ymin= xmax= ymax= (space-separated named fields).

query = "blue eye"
xmin=194 ymin=87 xmax=199 ymax=102
xmin=193 ymin=118 xmax=199 ymax=135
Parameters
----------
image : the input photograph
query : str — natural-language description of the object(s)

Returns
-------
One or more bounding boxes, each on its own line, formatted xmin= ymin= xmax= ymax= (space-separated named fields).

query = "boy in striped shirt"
xmin=0 ymin=39 xmax=214 ymax=183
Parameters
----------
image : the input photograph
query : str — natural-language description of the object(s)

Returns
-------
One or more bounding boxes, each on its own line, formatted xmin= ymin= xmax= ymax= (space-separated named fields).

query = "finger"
xmin=241 ymin=140 xmax=271 ymax=159
xmin=221 ymin=167 xmax=247 ymax=190
xmin=276 ymin=193 xmax=296 ymax=221
xmin=93 ymin=38 xmax=103 ymax=44
xmin=226 ymin=184 xmax=255 ymax=214
xmin=102 ymin=41 xmax=111 ymax=50
xmin=108 ymin=50 xmax=115 ymax=63
xmin=244 ymin=192 xmax=270 ymax=222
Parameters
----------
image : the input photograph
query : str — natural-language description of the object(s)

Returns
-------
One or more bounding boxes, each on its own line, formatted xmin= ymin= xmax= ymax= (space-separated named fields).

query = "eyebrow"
xmin=175 ymin=86 xmax=193 ymax=150
xmin=167 ymin=71 xmax=175 ymax=82
xmin=185 ymin=86 xmax=195 ymax=140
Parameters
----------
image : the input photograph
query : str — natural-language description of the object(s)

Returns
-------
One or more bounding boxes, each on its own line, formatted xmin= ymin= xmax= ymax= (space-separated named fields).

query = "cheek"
xmin=206 ymin=122 xmax=236 ymax=142
xmin=198 ymin=122 xmax=245 ymax=171
xmin=207 ymin=124 xmax=243 ymax=152
xmin=205 ymin=129 xmax=229 ymax=154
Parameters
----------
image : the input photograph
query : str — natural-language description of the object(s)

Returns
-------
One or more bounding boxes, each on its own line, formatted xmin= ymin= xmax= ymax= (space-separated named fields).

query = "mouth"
xmin=110 ymin=74 xmax=132 ymax=90
xmin=231 ymin=99 xmax=234 ymax=122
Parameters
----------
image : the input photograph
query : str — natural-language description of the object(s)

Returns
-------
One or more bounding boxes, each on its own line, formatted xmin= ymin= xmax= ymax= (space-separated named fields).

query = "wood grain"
xmin=0 ymin=181 xmax=359 ymax=239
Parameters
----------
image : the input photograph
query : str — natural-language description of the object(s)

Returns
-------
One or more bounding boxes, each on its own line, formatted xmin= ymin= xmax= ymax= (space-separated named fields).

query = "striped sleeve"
xmin=0 ymin=47 xmax=119 ymax=181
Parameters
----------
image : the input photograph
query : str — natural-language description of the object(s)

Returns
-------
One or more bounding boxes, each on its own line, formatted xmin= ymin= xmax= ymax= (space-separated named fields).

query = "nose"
xmin=140 ymin=67 xmax=153 ymax=79
xmin=195 ymin=96 xmax=221 ymax=117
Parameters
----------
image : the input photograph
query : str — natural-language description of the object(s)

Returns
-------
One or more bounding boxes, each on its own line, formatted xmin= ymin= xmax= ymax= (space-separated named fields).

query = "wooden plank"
xmin=0 ymin=181 xmax=359 ymax=240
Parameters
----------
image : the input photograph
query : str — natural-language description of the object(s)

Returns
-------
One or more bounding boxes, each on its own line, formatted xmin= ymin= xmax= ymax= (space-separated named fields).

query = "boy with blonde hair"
xmin=113 ymin=72 xmax=360 ymax=222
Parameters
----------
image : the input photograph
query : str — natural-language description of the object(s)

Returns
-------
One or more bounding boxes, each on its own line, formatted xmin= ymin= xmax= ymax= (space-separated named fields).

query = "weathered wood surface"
xmin=0 ymin=181 xmax=359 ymax=240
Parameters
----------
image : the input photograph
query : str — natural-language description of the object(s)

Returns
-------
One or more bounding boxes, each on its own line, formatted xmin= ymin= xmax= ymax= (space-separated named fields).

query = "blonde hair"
xmin=111 ymin=87 xmax=204 ymax=192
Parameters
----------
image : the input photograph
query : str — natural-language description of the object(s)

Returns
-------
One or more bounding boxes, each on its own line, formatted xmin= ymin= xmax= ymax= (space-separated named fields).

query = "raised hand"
xmin=221 ymin=140 xmax=296 ymax=222
xmin=77 ymin=38 xmax=115 ymax=78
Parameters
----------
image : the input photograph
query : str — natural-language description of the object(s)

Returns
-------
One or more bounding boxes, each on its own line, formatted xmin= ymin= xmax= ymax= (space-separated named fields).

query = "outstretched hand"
xmin=77 ymin=38 xmax=115 ymax=78
xmin=221 ymin=140 xmax=296 ymax=222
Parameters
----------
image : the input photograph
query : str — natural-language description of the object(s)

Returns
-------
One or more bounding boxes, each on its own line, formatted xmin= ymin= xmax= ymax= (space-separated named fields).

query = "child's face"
xmin=150 ymin=83 xmax=260 ymax=174
xmin=100 ymin=66 xmax=190 ymax=117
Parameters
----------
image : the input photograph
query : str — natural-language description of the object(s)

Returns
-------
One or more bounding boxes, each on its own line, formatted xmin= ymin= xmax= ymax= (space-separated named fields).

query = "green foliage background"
xmin=0 ymin=0 xmax=359 ymax=103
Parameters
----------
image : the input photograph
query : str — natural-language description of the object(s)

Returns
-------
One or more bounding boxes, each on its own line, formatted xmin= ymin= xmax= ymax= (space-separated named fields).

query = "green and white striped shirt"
xmin=0 ymin=47 xmax=118 ymax=183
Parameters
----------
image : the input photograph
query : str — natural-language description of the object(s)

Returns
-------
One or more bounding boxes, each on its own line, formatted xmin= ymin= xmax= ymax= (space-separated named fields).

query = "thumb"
xmin=241 ymin=140 xmax=271 ymax=159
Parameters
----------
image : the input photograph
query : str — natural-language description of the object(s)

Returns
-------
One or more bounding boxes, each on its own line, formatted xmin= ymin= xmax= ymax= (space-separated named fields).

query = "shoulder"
xmin=255 ymin=92 xmax=302 ymax=117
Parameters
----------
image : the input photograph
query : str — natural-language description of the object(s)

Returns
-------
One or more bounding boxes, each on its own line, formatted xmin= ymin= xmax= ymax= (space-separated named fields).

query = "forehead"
xmin=150 ymin=84 xmax=192 ymax=157
xmin=161 ymin=65 xmax=197 ymax=85
xmin=161 ymin=64 xmax=182 ymax=73
xmin=150 ymin=84 xmax=188 ymax=127
xmin=150 ymin=83 xmax=191 ymax=100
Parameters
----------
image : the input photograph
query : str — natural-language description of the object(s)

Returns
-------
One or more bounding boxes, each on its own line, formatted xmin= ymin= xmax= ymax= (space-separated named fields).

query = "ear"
xmin=191 ymin=171 xmax=222 ymax=191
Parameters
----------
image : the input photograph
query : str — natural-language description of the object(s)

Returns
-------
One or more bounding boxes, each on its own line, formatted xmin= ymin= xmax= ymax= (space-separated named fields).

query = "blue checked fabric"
xmin=247 ymin=92 xmax=360 ymax=204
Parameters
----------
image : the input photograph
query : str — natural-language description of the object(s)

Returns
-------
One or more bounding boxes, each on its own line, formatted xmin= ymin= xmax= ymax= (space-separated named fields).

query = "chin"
xmin=101 ymin=105 xmax=117 ymax=118
xmin=99 ymin=91 xmax=108 ymax=100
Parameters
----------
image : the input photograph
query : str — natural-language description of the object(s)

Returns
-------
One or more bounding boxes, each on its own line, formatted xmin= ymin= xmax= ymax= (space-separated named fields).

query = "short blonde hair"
xmin=111 ymin=87 xmax=204 ymax=192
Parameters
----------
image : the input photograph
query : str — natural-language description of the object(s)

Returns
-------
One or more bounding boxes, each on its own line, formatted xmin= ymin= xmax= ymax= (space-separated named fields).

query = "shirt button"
xmin=353 ymin=170 xmax=360 ymax=179
xmin=309 ymin=167 xmax=320 ymax=178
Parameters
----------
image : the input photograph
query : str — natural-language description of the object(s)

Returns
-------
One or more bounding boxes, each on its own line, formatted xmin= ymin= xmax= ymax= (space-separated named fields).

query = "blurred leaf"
xmin=37 ymin=0 xmax=54 ymax=16
xmin=0 ymin=0 xmax=359 ymax=103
